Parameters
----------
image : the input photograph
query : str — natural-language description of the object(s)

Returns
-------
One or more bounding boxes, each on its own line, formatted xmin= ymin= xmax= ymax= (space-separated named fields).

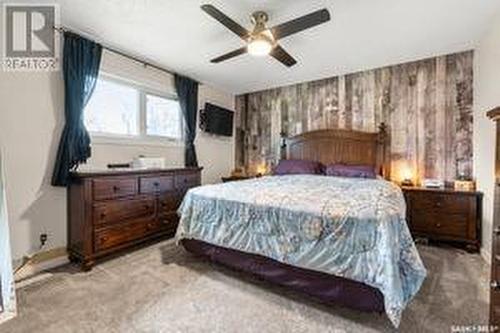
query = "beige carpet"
xmin=0 ymin=240 xmax=489 ymax=333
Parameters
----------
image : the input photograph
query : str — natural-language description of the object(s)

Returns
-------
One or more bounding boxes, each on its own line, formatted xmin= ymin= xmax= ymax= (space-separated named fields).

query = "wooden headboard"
xmin=281 ymin=123 xmax=390 ymax=179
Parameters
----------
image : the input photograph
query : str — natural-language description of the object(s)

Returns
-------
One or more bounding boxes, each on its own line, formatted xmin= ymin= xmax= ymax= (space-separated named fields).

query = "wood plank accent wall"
xmin=235 ymin=50 xmax=473 ymax=182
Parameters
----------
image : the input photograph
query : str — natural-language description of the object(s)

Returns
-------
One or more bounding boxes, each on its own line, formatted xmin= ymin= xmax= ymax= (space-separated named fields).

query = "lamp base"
xmin=401 ymin=179 xmax=414 ymax=187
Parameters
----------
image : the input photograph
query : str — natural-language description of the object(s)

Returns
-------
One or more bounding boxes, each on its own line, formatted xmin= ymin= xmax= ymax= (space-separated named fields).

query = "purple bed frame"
xmin=181 ymin=239 xmax=385 ymax=313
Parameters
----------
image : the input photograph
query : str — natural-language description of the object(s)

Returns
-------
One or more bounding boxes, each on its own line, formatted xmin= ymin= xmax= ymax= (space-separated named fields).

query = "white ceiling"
xmin=58 ymin=0 xmax=500 ymax=94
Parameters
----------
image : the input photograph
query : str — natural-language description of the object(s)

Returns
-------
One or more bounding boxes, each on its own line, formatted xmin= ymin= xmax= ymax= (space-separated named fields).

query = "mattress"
xmin=176 ymin=174 xmax=427 ymax=327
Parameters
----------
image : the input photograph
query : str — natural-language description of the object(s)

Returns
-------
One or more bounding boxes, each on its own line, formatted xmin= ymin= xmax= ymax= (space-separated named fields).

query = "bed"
xmin=176 ymin=124 xmax=426 ymax=327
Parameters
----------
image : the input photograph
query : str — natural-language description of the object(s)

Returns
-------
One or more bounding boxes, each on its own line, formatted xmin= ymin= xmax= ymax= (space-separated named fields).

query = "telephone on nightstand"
xmin=422 ymin=178 xmax=445 ymax=188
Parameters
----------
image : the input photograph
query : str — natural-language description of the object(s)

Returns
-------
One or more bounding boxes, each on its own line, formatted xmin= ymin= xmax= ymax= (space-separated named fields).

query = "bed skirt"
xmin=180 ymin=239 xmax=385 ymax=313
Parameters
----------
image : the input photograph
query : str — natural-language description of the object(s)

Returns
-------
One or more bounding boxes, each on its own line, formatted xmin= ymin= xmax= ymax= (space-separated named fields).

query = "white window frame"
xmin=87 ymin=74 xmax=184 ymax=147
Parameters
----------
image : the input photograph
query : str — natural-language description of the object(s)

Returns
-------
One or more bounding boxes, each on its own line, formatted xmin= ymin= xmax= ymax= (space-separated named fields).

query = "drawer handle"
xmin=435 ymin=202 xmax=442 ymax=207
xmin=154 ymin=182 xmax=159 ymax=187
xmin=100 ymin=213 xmax=106 ymax=219
xmin=101 ymin=236 xmax=108 ymax=242
xmin=494 ymin=226 xmax=500 ymax=235
xmin=113 ymin=186 xmax=120 ymax=192
xmin=162 ymin=219 xmax=169 ymax=224
xmin=436 ymin=223 xmax=442 ymax=228
xmin=492 ymin=281 xmax=500 ymax=290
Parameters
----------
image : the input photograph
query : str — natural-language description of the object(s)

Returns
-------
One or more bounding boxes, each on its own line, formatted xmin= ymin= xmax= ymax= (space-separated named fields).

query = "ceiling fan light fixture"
xmin=247 ymin=34 xmax=274 ymax=56
xmin=202 ymin=5 xmax=330 ymax=66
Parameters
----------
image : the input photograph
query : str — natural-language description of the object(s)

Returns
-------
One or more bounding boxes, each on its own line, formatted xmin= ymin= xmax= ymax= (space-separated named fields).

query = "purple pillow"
xmin=273 ymin=159 xmax=323 ymax=175
xmin=325 ymin=163 xmax=376 ymax=179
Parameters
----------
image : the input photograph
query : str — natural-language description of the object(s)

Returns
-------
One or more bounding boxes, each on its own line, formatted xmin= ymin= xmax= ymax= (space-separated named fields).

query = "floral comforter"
xmin=176 ymin=175 xmax=426 ymax=327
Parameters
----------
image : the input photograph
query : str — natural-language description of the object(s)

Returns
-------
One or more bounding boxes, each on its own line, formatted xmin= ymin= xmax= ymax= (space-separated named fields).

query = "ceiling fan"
xmin=201 ymin=4 xmax=331 ymax=67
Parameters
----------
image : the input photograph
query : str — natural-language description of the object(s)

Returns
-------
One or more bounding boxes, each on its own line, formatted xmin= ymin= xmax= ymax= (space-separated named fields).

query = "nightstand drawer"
xmin=410 ymin=192 xmax=470 ymax=214
xmin=410 ymin=210 xmax=468 ymax=238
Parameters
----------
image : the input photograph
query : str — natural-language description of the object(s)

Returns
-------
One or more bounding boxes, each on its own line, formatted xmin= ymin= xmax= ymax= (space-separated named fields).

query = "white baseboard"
xmin=481 ymin=247 xmax=492 ymax=266
xmin=0 ymin=310 xmax=16 ymax=325
xmin=15 ymin=272 xmax=54 ymax=289
xmin=14 ymin=248 xmax=68 ymax=283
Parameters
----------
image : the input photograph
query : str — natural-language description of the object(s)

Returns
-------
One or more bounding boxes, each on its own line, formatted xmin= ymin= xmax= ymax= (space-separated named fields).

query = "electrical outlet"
xmin=40 ymin=233 xmax=48 ymax=248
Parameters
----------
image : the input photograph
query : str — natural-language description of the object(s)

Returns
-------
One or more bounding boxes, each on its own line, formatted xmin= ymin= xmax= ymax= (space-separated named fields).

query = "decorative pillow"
xmin=273 ymin=159 xmax=323 ymax=175
xmin=324 ymin=163 xmax=376 ymax=179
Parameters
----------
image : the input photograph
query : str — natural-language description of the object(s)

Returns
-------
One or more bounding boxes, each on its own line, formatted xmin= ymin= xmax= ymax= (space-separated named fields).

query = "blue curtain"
xmin=174 ymin=74 xmax=199 ymax=167
xmin=51 ymin=32 xmax=102 ymax=186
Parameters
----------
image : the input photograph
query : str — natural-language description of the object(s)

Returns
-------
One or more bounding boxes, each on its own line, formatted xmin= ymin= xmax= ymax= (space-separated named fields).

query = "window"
xmin=146 ymin=94 xmax=182 ymax=139
xmin=85 ymin=79 xmax=139 ymax=136
xmin=84 ymin=77 xmax=183 ymax=141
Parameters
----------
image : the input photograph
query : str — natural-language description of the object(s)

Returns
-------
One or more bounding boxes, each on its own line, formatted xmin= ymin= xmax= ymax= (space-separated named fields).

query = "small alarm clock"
xmin=454 ymin=180 xmax=475 ymax=191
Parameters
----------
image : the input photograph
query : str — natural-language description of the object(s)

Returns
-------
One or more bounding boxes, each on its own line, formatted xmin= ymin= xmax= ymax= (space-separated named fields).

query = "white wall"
xmin=0 ymin=54 xmax=234 ymax=261
xmin=197 ymin=85 xmax=235 ymax=184
xmin=0 ymin=151 xmax=16 ymax=322
xmin=0 ymin=71 xmax=67 ymax=261
xmin=473 ymin=10 xmax=500 ymax=263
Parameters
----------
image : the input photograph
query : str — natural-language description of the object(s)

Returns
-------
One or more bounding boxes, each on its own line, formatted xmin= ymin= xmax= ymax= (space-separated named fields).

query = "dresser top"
xmin=401 ymin=186 xmax=482 ymax=196
xmin=72 ymin=167 xmax=203 ymax=178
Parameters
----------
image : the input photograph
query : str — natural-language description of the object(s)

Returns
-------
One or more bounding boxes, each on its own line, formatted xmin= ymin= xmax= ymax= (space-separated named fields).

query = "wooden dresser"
xmin=67 ymin=167 xmax=202 ymax=270
xmin=402 ymin=187 xmax=482 ymax=252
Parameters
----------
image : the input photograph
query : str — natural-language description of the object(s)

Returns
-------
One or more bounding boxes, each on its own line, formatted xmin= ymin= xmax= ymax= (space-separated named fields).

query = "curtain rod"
xmin=53 ymin=26 xmax=177 ymax=77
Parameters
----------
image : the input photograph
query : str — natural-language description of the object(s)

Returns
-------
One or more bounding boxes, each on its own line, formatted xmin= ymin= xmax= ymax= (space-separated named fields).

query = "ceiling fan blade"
xmin=201 ymin=4 xmax=249 ymax=39
xmin=270 ymin=45 xmax=297 ymax=67
xmin=211 ymin=47 xmax=248 ymax=63
xmin=271 ymin=9 xmax=331 ymax=40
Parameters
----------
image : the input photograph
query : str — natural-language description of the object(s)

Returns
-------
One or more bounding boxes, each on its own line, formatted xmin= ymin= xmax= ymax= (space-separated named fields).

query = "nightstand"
xmin=221 ymin=175 xmax=255 ymax=183
xmin=402 ymin=187 xmax=482 ymax=252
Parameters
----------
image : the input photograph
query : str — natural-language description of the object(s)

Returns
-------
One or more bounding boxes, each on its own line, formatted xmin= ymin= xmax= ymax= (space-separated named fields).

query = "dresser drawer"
xmin=491 ymin=296 xmax=500 ymax=329
xmin=140 ymin=175 xmax=174 ymax=194
xmin=494 ymin=260 xmax=500 ymax=281
xmin=410 ymin=192 xmax=470 ymax=214
xmin=158 ymin=193 xmax=181 ymax=229
xmin=175 ymin=172 xmax=199 ymax=189
xmin=410 ymin=211 xmax=468 ymax=238
xmin=159 ymin=192 xmax=178 ymax=214
xmin=159 ymin=211 xmax=179 ymax=228
xmin=94 ymin=220 xmax=161 ymax=252
xmin=93 ymin=178 xmax=137 ymax=201
xmin=93 ymin=197 xmax=156 ymax=227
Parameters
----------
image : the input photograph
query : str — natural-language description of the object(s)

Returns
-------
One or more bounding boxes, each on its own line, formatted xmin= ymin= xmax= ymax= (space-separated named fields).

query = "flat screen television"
xmin=200 ymin=103 xmax=234 ymax=137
